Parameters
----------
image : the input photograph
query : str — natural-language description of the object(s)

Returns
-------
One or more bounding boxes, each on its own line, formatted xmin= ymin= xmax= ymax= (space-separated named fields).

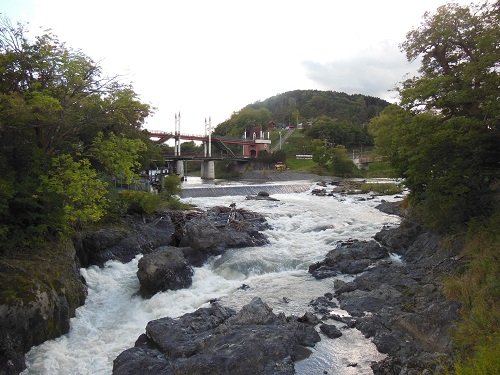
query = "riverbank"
xmin=0 ymin=240 xmax=87 ymax=375
xmin=309 ymin=201 xmax=463 ymax=374
xmin=0 ymin=205 xmax=270 ymax=374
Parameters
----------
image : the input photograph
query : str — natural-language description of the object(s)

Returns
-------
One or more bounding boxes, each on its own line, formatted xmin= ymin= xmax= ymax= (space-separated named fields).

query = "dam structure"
xmin=179 ymin=181 xmax=313 ymax=198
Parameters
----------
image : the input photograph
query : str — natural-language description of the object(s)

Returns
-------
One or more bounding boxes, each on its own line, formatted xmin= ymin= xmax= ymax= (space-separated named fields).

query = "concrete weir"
xmin=180 ymin=183 xmax=313 ymax=198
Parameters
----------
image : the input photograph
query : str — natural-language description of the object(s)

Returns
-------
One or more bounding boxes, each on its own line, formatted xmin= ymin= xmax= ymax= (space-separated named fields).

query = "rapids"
xmin=22 ymin=180 xmax=402 ymax=375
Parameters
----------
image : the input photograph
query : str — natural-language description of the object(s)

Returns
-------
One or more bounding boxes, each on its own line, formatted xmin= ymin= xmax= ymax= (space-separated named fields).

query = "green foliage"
xmin=0 ymin=178 xmax=14 ymax=242
xmin=400 ymin=2 xmax=499 ymax=126
xmin=180 ymin=141 xmax=203 ymax=155
xmin=284 ymin=158 xmax=316 ymax=172
xmin=161 ymin=175 xmax=182 ymax=197
xmin=92 ymin=132 xmax=147 ymax=184
xmin=215 ymin=107 xmax=273 ymax=137
xmin=39 ymin=154 xmax=108 ymax=229
xmin=118 ymin=181 xmax=189 ymax=215
xmin=255 ymin=150 xmax=287 ymax=165
xmin=305 ymin=115 xmax=372 ymax=147
xmin=359 ymin=183 xmax=403 ymax=195
xmin=361 ymin=161 xmax=398 ymax=178
xmin=0 ymin=17 xmax=158 ymax=251
xmin=453 ymin=338 xmax=500 ymax=375
xmin=281 ymin=130 xmax=315 ymax=159
xmin=118 ymin=191 xmax=163 ymax=215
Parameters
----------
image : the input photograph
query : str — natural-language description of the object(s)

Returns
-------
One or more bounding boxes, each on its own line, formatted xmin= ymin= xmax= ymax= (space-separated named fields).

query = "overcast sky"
xmin=4 ymin=0 xmax=474 ymax=134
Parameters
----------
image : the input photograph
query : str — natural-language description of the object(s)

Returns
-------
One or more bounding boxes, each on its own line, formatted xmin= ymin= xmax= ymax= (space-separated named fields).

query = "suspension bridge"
xmin=147 ymin=114 xmax=272 ymax=180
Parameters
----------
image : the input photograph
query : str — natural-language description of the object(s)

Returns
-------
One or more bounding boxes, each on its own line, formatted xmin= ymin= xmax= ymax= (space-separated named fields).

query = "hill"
xmin=214 ymin=90 xmax=390 ymax=146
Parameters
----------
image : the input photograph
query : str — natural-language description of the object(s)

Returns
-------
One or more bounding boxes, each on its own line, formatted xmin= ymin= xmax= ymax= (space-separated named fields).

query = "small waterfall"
xmin=180 ymin=183 xmax=312 ymax=198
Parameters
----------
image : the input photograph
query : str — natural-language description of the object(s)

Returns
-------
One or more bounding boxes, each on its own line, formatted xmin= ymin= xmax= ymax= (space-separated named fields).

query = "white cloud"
xmin=302 ymin=43 xmax=420 ymax=102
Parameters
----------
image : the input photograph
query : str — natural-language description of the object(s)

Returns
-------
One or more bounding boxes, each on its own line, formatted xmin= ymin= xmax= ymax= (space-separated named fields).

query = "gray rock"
xmin=319 ymin=324 xmax=343 ymax=339
xmin=0 ymin=239 xmax=87 ymax=374
xmin=113 ymin=347 xmax=173 ymax=375
xmin=137 ymin=247 xmax=193 ymax=298
xmin=74 ymin=214 xmax=175 ymax=267
xmin=180 ymin=207 xmax=269 ymax=255
xmin=113 ymin=298 xmax=320 ymax=375
xmin=375 ymin=200 xmax=403 ymax=216
xmin=325 ymin=225 xmax=462 ymax=374
xmin=309 ymin=240 xmax=388 ymax=278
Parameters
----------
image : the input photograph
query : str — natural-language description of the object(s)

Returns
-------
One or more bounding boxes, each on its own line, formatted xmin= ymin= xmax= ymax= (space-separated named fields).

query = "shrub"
xmin=118 ymin=191 xmax=163 ymax=215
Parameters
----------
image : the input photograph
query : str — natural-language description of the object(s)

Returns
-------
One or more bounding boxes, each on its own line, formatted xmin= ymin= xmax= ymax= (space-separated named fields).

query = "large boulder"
xmin=178 ymin=207 xmax=269 ymax=265
xmin=137 ymin=247 xmax=194 ymax=298
xmin=374 ymin=219 xmax=422 ymax=252
xmin=308 ymin=240 xmax=388 ymax=278
xmin=113 ymin=298 xmax=320 ymax=375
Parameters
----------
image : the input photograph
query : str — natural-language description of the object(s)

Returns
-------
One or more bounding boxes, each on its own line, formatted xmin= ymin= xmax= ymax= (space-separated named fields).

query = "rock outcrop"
xmin=1 ymin=205 xmax=271 ymax=374
xmin=74 ymin=214 xmax=175 ymax=267
xmin=176 ymin=206 xmax=270 ymax=266
xmin=309 ymin=220 xmax=463 ymax=374
xmin=0 ymin=239 xmax=87 ymax=375
xmin=113 ymin=298 xmax=320 ymax=375
xmin=308 ymin=239 xmax=389 ymax=278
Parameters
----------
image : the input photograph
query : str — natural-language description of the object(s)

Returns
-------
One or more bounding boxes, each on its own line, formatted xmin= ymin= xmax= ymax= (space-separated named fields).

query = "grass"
xmin=361 ymin=161 xmax=399 ymax=178
xmin=359 ymin=182 xmax=403 ymax=195
xmin=443 ymin=212 xmax=500 ymax=374
xmin=285 ymin=159 xmax=316 ymax=171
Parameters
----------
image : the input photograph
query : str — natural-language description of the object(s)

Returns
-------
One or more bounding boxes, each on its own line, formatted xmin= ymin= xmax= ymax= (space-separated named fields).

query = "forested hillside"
xmin=214 ymin=90 xmax=389 ymax=147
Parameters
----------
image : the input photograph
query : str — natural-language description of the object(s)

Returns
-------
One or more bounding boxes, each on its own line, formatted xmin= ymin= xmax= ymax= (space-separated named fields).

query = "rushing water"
xmin=23 ymin=180 xmax=402 ymax=375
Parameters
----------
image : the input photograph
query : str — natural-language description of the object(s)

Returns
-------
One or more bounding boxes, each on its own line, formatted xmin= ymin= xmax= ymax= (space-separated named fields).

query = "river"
xmin=22 ymin=179 xmax=402 ymax=374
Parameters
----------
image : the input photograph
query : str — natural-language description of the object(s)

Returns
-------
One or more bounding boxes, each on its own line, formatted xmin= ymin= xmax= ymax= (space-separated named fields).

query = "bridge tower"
xmin=174 ymin=113 xmax=184 ymax=178
xmin=201 ymin=117 xmax=215 ymax=180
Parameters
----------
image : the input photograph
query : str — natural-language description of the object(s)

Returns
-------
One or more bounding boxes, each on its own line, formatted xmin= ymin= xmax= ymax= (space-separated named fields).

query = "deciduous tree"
xmin=370 ymin=1 xmax=499 ymax=230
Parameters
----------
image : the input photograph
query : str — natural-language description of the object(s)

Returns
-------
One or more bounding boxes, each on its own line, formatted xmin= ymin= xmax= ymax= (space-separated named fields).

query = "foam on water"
xmin=23 ymin=182 xmax=402 ymax=375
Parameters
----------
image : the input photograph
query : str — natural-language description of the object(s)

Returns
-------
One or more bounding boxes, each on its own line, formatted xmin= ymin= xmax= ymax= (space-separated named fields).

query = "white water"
xmin=23 ymin=181 xmax=402 ymax=375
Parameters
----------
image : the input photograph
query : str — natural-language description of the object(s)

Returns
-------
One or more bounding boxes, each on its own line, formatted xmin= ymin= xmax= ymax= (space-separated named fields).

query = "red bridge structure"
xmin=147 ymin=114 xmax=271 ymax=180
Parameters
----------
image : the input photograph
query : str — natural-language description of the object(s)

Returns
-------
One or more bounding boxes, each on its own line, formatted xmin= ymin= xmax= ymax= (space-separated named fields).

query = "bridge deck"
xmin=148 ymin=131 xmax=269 ymax=146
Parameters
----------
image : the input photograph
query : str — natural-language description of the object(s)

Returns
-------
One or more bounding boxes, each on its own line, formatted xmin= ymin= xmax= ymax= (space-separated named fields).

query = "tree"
xmin=312 ymin=140 xmax=355 ymax=177
xmin=0 ymin=18 xmax=155 ymax=250
xmin=400 ymin=2 xmax=499 ymax=125
xmin=215 ymin=107 xmax=273 ymax=137
xmin=305 ymin=115 xmax=369 ymax=147
xmin=370 ymin=1 xmax=500 ymax=230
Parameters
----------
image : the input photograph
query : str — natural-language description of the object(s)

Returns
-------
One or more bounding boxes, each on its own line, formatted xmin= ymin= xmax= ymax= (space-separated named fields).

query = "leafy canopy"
xmin=0 ymin=17 xmax=155 ymax=251
xmin=39 ymin=155 xmax=108 ymax=229
xmin=92 ymin=132 xmax=147 ymax=184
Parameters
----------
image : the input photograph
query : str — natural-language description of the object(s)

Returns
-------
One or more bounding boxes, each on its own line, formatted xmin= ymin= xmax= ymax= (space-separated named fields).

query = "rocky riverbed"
xmin=0 ymin=205 xmax=269 ymax=375
xmin=113 ymin=297 xmax=321 ymax=375
xmin=112 ymin=200 xmax=463 ymax=375
xmin=308 ymin=202 xmax=462 ymax=374
xmin=4 ymin=189 xmax=463 ymax=375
